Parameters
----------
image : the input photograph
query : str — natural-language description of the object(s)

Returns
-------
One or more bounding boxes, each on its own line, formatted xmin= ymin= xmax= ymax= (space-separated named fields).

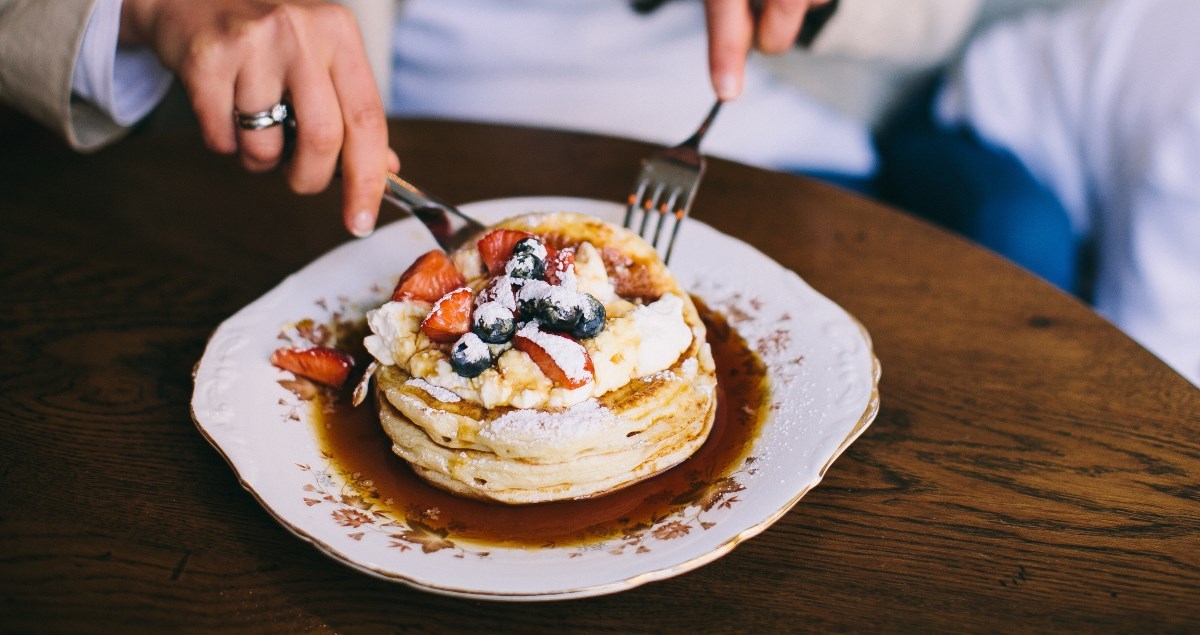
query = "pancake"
xmin=368 ymin=212 xmax=717 ymax=504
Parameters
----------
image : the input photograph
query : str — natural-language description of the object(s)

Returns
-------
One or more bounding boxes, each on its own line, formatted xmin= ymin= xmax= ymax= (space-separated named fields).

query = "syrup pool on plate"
xmin=312 ymin=299 xmax=769 ymax=548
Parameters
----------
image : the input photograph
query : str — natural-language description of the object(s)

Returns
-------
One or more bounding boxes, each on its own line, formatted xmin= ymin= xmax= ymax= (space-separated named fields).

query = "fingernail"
xmin=715 ymin=72 xmax=741 ymax=101
xmin=351 ymin=210 xmax=375 ymax=238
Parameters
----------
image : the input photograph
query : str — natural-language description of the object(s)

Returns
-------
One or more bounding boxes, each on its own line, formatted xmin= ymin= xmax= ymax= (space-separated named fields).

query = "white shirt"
xmin=938 ymin=0 xmax=1200 ymax=386
xmin=71 ymin=0 xmax=172 ymax=127
xmin=85 ymin=0 xmax=874 ymax=175
xmin=389 ymin=0 xmax=875 ymax=175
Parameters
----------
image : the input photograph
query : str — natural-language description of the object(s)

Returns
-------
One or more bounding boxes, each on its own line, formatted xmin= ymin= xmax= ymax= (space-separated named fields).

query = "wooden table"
xmin=1 ymin=119 xmax=1197 ymax=631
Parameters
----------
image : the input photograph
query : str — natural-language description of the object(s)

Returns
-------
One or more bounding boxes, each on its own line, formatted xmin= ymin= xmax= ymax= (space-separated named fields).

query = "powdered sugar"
xmin=546 ymin=246 xmax=577 ymax=289
xmin=477 ymin=276 xmax=517 ymax=311
xmin=454 ymin=332 xmax=492 ymax=365
xmin=516 ymin=279 xmax=552 ymax=306
xmin=405 ymin=377 xmax=462 ymax=403
xmin=481 ymin=398 xmax=616 ymax=445
xmin=475 ymin=301 xmax=513 ymax=326
xmin=541 ymin=285 xmax=587 ymax=314
xmin=640 ymin=369 xmax=679 ymax=383
xmin=520 ymin=239 xmax=548 ymax=261
xmin=516 ymin=321 xmax=593 ymax=384
xmin=557 ymin=267 xmax=578 ymax=290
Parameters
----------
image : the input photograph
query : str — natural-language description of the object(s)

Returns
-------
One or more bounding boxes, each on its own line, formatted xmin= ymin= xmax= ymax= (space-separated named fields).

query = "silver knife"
xmin=382 ymin=172 xmax=487 ymax=251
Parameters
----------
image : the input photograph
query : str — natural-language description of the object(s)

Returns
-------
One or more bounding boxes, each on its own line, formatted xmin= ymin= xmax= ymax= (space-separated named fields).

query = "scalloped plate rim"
xmin=190 ymin=196 xmax=881 ymax=601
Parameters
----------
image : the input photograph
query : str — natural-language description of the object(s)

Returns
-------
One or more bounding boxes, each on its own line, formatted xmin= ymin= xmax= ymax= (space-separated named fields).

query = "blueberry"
xmin=472 ymin=301 xmax=516 ymax=344
xmin=450 ymin=333 xmax=492 ymax=378
xmin=516 ymin=279 xmax=551 ymax=319
xmin=536 ymin=287 xmax=584 ymax=332
xmin=512 ymin=237 xmax=547 ymax=260
xmin=506 ymin=251 xmax=544 ymax=280
xmin=570 ymin=293 xmax=606 ymax=339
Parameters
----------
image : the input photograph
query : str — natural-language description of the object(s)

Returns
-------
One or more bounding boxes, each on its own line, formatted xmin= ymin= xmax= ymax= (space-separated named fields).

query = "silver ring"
xmin=234 ymin=102 xmax=289 ymax=131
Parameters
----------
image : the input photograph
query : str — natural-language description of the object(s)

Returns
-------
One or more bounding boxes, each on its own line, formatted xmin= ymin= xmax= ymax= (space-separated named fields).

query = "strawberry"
xmin=392 ymin=250 xmax=466 ymax=303
xmin=513 ymin=328 xmax=594 ymax=389
xmin=477 ymin=229 xmax=535 ymax=274
xmin=544 ymin=246 xmax=575 ymax=286
xmin=270 ymin=345 xmax=355 ymax=388
xmin=476 ymin=275 xmax=518 ymax=311
xmin=420 ymin=287 xmax=473 ymax=343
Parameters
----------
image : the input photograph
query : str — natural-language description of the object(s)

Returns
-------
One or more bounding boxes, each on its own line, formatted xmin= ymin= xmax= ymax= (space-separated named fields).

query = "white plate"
xmin=191 ymin=197 xmax=880 ymax=601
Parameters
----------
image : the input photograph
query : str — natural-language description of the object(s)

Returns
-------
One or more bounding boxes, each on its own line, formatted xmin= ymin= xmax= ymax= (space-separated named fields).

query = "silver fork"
xmin=624 ymin=100 xmax=722 ymax=264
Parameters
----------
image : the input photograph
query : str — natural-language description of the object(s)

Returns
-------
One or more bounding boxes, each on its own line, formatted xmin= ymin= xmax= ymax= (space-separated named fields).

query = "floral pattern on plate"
xmin=192 ymin=197 xmax=880 ymax=600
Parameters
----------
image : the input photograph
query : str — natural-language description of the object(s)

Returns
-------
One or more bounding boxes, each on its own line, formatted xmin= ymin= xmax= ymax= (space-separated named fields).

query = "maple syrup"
xmin=313 ymin=299 xmax=769 ymax=548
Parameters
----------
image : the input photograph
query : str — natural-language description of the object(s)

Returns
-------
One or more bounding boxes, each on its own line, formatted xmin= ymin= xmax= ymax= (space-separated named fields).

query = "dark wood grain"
xmin=1 ymin=119 xmax=1197 ymax=632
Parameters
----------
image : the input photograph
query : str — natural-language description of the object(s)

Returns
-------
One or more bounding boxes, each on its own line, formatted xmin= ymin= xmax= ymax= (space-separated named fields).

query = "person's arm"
xmin=0 ymin=0 xmax=397 ymax=236
xmin=0 ymin=0 xmax=132 ymax=150
xmin=73 ymin=0 xmax=173 ymax=130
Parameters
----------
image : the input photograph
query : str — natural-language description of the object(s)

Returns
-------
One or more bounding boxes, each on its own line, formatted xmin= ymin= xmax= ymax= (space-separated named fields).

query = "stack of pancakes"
xmin=375 ymin=213 xmax=717 ymax=504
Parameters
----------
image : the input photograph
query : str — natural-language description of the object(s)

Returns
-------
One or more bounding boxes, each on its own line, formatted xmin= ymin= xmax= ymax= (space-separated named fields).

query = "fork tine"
xmin=624 ymin=179 xmax=649 ymax=228
xmin=653 ymin=187 xmax=683 ymax=249
xmin=623 ymin=99 xmax=722 ymax=264
xmin=639 ymin=182 xmax=666 ymax=237
xmin=663 ymin=200 xmax=690 ymax=264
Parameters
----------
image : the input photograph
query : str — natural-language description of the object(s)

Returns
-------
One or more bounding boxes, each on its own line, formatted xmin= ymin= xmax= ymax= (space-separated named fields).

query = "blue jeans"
xmin=871 ymin=85 xmax=1081 ymax=296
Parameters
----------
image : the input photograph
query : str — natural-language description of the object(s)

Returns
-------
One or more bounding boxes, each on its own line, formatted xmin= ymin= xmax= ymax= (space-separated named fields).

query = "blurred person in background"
xmin=1 ymin=0 xmax=1195 ymax=384
xmin=0 ymin=0 xmax=971 ymax=231
xmin=877 ymin=0 xmax=1200 ymax=385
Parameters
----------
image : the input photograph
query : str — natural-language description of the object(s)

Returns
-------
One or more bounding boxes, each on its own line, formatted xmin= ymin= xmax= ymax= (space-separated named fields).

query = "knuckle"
xmin=230 ymin=6 xmax=293 ymax=52
xmin=265 ymin=3 xmax=301 ymax=33
xmin=179 ymin=35 xmax=222 ymax=79
xmin=303 ymin=125 xmax=343 ymax=155
xmin=347 ymin=169 xmax=382 ymax=193
xmin=318 ymin=4 xmax=358 ymax=33
xmin=228 ymin=17 xmax=263 ymax=51
xmin=345 ymin=103 xmax=385 ymax=131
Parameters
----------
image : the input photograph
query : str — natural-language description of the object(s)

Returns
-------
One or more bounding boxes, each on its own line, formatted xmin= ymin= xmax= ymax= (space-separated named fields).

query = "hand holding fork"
xmin=380 ymin=102 xmax=722 ymax=262
xmin=622 ymin=101 xmax=723 ymax=264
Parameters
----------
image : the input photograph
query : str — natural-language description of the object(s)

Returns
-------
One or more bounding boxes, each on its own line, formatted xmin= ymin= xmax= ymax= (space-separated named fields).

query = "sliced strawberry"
xmin=513 ymin=328 xmax=594 ymax=389
xmin=392 ymin=250 xmax=466 ymax=303
xmin=271 ymin=345 xmax=355 ymax=388
xmin=544 ymin=246 xmax=576 ymax=286
xmin=476 ymin=275 xmax=518 ymax=311
xmin=420 ymin=287 xmax=473 ymax=343
xmin=477 ymin=229 xmax=535 ymax=274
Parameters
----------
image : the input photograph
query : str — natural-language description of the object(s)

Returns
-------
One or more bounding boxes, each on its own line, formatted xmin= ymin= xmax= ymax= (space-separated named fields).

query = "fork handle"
xmin=682 ymin=101 xmax=723 ymax=150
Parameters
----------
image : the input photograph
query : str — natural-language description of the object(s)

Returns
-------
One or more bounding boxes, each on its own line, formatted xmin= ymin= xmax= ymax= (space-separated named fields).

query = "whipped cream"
xmin=573 ymin=242 xmax=615 ymax=305
xmin=629 ymin=293 xmax=692 ymax=376
xmin=363 ymin=300 xmax=428 ymax=366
